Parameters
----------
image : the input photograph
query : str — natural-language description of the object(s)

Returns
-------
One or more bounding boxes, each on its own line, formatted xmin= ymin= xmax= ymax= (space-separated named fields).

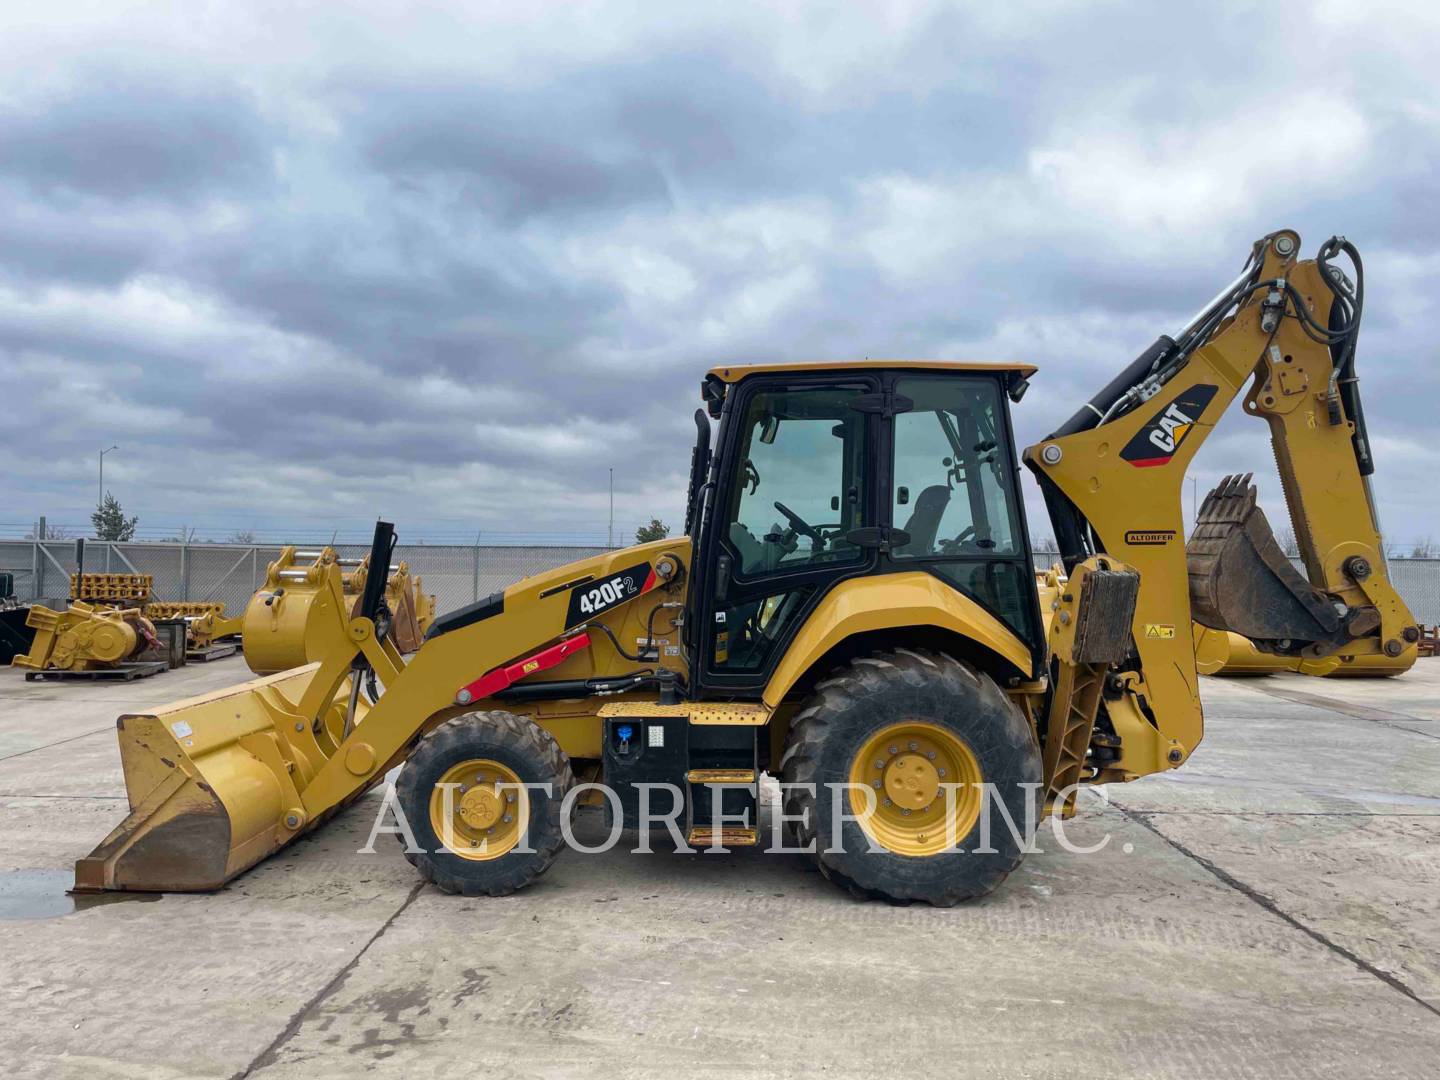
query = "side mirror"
xmin=897 ymin=486 xmax=910 ymax=506
xmin=830 ymin=496 xmax=840 ymax=511
xmin=701 ymin=374 xmax=727 ymax=419
xmin=759 ymin=416 xmax=779 ymax=444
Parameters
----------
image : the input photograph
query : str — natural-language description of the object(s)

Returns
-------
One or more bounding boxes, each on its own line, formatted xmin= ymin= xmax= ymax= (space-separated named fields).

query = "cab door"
xmin=692 ymin=376 xmax=880 ymax=695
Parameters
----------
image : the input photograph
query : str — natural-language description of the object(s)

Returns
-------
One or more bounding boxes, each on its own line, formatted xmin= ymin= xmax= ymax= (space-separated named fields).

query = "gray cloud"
xmin=0 ymin=2 xmax=1437 ymax=548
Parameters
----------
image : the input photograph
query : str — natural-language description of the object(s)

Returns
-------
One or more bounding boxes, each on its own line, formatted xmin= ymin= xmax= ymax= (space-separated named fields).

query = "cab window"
xmin=722 ymin=386 xmax=868 ymax=579
xmin=890 ymin=375 xmax=1035 ymax=643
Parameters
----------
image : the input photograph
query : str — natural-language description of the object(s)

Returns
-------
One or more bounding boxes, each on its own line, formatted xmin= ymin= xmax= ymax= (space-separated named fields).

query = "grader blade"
xmin=74 ymin=665 xmax=371 ymax=892
xmin=1186 ymin=473 xmax=1339 ymax=646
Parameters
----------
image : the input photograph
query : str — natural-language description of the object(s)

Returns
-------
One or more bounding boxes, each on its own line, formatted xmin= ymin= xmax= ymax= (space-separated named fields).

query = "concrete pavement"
xmin=3 ymin=656 xmax=1438 ymax=1078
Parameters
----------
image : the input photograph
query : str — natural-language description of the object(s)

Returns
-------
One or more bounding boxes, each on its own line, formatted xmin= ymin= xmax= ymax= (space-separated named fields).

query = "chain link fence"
xmin=0 ymin=540 xmax=609 ymax=617
xmin=4 ymin=539 xmax=1439 ymax=625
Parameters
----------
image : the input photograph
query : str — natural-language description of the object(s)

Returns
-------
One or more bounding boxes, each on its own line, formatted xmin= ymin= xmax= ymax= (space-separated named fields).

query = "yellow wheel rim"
xmin=847 ymin=721 xmax=983 ymax=857
xmin=428 ymin=758 xmax=529 ymax=861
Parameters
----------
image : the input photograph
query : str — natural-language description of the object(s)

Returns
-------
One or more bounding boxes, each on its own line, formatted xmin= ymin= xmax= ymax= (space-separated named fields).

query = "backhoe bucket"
xmin=74 ymin=664 xmax=370 ymax=892
xmin=1187 ymin=474 xmax=1339 ymax=646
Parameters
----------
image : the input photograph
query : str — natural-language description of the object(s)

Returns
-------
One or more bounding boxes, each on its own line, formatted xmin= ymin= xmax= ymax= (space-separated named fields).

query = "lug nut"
xmin=506 ymin=793 xmax=516 ymax=803
xmin=872 ymin=780 xmax=882 ymax=789
xmin=882 ymin=798 xmax=892 ymax=808
xmin=503 ymin=814 xmax=513 ymax=824
xmin=902 ymin=808 xmax=911 ymax=816
xmin=938 ymin=769 xmax=947 ymax=778
xmin=908 ymin=741 xmax=918 ymax=751
xmin=926 ymin=751 xmax=936 ymax=760
xmin=875 ymin=760 xmax=885 ymax=770
xmin=888 ymin=745 xmax=898 ymax=755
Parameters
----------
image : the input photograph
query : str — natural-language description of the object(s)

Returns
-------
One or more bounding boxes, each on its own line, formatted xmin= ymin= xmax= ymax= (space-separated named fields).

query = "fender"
xmin=762 ymin=572 xmax=1033 ymax=710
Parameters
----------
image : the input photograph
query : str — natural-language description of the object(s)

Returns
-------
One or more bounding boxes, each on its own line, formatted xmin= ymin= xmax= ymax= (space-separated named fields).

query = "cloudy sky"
xmin=1 ymin=2 xmax=1437 ymax=547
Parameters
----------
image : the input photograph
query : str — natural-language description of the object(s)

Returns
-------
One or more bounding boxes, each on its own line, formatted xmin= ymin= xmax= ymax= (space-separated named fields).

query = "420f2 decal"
xmin=1120 ymin=384 xmax=1218 ymax=467
xmin=564 ymin=561 xmax=657 ymax=628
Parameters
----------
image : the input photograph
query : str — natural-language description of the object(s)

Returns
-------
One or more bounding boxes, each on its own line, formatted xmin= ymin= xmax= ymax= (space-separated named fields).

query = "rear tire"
xmin=397 ymin=711 xmax=573 ymax=896
xmin=779 ymin=648 xmax=1041 ymax=906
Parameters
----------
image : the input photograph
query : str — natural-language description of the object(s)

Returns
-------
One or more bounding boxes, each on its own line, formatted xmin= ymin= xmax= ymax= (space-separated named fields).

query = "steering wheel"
xmin=773 ymin=501 xmax=823 ymax=542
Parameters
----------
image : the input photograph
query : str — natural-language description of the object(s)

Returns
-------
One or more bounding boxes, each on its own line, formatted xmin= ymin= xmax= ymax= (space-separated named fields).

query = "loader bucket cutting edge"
xmin=74 ymin=664 xmax=372 ymax=893
xmin=1186 ymin=473 xmax=1340 ymax=646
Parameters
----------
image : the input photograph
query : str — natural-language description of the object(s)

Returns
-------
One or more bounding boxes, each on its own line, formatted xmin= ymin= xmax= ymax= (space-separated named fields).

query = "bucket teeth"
xmin=1187 ymin=474 xmax=1339 ymax=645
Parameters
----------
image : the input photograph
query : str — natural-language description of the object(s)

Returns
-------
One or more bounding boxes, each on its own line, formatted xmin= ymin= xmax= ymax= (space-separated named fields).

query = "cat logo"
xmin=1148 ymin=405 xmax=1195 ymax=454
xmin=1144 ymin=623 xmax=1177 ymax=640
xmin=1121 ymin=384 xmax=1219 ymax=467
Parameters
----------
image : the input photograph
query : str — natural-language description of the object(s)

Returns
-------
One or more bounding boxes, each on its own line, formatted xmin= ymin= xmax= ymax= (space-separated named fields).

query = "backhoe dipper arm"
xmin=1023 ymin=230 xmax=1418 ymax=762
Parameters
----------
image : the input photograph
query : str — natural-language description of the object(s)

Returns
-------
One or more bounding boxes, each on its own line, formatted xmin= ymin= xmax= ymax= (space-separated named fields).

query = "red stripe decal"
xmin=1129 ymin=456 xmax=1172 ymax=468
xmin=640 ymin=567 xmax=658 ymax=593
xmin=457 ymin=633 xmax=590 ymax=703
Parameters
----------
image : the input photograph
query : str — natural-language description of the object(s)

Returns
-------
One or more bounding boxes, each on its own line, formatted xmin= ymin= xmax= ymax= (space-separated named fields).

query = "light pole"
xmin=608 ymin=467 xmax=614 ymax=547
xmin=98 ymin=445 xmax=119 ymax=510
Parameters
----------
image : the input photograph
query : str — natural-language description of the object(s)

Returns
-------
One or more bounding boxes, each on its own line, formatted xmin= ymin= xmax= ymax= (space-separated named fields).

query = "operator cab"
xmin=684 ymin=361 xmax=1044 ymax=697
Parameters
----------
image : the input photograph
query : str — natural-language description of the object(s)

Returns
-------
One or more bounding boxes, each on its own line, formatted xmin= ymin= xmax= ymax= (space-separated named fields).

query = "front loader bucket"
xmin=75 ymin=664 xmax=371 ymax=892
xmin=1187 ymin=473 xmax=1339 ymax=646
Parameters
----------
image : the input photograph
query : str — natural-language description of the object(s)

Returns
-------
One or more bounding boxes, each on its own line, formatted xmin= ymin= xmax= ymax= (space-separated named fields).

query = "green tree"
xmin=635 ymin=517 xmax=670 ymax=544
xmin=91 ymin=493 xmax=139 ymax=541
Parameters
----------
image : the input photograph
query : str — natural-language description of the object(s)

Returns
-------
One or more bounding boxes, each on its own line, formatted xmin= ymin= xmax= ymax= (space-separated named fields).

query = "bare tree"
xmin=1275 ymin=526 xmax=1300 ymax=558
xmin=27 ymin=524 xmax=75 ymax=540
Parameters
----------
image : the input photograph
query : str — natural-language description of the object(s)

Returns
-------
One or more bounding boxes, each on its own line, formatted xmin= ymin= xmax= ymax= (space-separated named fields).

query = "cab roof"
xmin=706 ymin=360 xmax=1038 ymax=383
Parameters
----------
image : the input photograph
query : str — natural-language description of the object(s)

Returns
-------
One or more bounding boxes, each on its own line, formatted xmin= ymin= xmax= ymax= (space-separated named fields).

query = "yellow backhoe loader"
xmin=76 ymin=230 xmax=1419 ymax=904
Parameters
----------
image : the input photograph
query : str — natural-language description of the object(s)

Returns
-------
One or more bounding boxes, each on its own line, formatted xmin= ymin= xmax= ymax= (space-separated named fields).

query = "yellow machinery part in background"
xmin=241 ymin=547 xmax=350 ymax=674
xmin=12 ymin=601 xmax=155 ymax=671
xmin=1191 ymin=624 xmax=1411 ymax=677
xmin=242 ymin=547 xmax=436 ymax=673
xmin=188 ymin=610 xmax=244 ymax=649
xmin=344 ymin=558 xmax=433 ymax=654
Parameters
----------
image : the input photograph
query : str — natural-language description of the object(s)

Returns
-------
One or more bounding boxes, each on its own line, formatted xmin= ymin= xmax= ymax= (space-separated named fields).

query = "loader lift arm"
xmin=1024 ymin=229 xmax=1419 ymax=766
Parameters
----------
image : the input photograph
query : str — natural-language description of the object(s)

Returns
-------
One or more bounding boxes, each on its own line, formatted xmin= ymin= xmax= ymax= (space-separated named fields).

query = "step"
xmin=686 ymin=826 xmax=759 ymax=847
xmin=685 ymin=769 xmax=756 ymax=784
xmin=597 ymin=701 xmax=770 ymax=725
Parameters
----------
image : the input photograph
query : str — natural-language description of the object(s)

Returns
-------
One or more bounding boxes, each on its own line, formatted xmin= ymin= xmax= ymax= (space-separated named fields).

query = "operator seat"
xmin=895 ymin=485 xmax=951 ymax=557
xmin=728 ymin=522 xmax=768 ymax=573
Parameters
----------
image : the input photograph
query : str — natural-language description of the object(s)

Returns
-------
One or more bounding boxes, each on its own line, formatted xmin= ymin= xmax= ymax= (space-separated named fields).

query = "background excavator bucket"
xmin=1187 ymin=474 xmax=1340 ymax=645
xmin=1191 ymin=624 xmax=1339 ymax=676
xmin=74 ymin=665 xmax=369 ymax=892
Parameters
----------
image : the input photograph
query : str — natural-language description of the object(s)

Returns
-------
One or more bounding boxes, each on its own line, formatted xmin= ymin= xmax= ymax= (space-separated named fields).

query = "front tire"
xmin=397 ymin=711 xmax=573 ymax=896
xmin=779 ymin=648 xmax=1041 ymax=906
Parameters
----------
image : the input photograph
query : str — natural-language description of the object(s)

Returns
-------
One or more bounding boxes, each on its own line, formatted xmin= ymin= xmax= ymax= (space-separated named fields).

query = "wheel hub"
xmin=458 ymin=787 xmax=501 ymax=830
xmin=884 ymin=753 xmax=939 ymax=810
